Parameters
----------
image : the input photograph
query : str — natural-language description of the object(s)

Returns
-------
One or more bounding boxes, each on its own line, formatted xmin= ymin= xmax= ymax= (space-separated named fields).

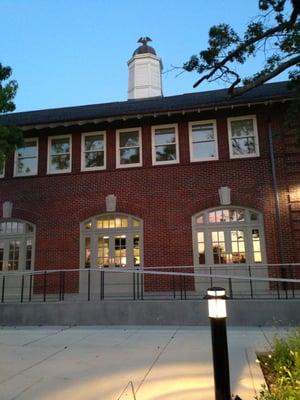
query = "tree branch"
xmin=193 ymin=20 xmax=292 ymax=88
xmin=230 ymin=54 xmax=300 ymax=97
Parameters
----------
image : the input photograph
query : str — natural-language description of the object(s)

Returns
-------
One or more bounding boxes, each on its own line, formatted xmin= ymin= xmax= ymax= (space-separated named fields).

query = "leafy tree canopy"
xmin=0 ymin=63 xmax=23 ymax=168
xmin=184 ymin=0 xmax=300 ymax=134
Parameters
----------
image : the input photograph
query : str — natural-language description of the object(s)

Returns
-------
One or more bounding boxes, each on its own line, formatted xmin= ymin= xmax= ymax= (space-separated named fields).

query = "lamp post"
xmin=207 ymin=287 xmax=231 ymax=400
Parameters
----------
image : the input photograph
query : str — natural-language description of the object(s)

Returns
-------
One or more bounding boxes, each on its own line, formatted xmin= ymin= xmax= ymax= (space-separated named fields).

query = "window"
xmin=81 ymin=132 xmax=106 ymax=171
xmin=116 ymin=128 xmax=142 ymax=168
xmin=0 ymin=220 xmax=35 ymax=272
xmin=14 ymin=138 xmax=38 ymax=177
xmin=152 ymin=124 xmax=179 ymax=165
xmin=81 ymin=213 xmax=142 ymax=269
xmin=0 ymin=161 xmax=5 ymax=178
xmin=228 ymin=116 xmax=259 ymax=158
xmin=189 ymin=120 xmax=218 ymax=161
xmin=192 ymin=207 xmax=265 ymax=265
xmin=48 ymin=135 xmax=72 ymax=174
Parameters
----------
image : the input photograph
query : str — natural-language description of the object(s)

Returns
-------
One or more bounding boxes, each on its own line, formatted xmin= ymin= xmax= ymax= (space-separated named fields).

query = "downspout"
xmin=267 ymin=119 xmax=285 ymax=266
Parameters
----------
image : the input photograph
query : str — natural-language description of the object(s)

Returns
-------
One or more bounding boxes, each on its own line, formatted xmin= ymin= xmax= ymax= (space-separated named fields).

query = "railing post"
xmin=141 ymin=272 xmax=144 ymax=300
xmin=43 ymin=271 xmax=47 ymax=302
xmin=137 ymin=272 xmax=140 ymax=300
xmin=21 ymin=275 xmax=24 ymax=303
xmin=87 ymin=269 xmax=91 ymax=301
xmin=276 ymin=281 xmax=280 ymax=299
xmin=1 ymin=276 xmax=5 ymax=303
xmin=59 ymin=271 xmax=63 ymax=301
xmin=209 ymin=266 xmax=213 ymax=287
xmin=183 ymin=274 xmax=187 ymax=300
xmin=228 ymin=277 xmax=233 ymax=299
xmin=180 ymin=275 xmax=183 ymax=300
xmin=248 ymin=265 xmax=253 ymax=299
xmin=62 ymin=271 xmax=65 ymax=301
xmin=172 ymin=268 xmax=176 ymax=299
xmin=29 ymin=274 xmax=32 ymax=302
xmin=290 ymin=265 xmax=295 ymax=299
xmin=100 ymin=270 xmax=104 ymax=300
xmin=133 ymin=272 xmax=136 ymax=300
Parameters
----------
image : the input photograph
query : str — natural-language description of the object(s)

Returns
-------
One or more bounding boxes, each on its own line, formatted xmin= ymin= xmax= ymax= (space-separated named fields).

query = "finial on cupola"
xmin=127 ymin=37 xmax=163 ymax=100
xmin=138 ymin=37 xmax=152 ymax=45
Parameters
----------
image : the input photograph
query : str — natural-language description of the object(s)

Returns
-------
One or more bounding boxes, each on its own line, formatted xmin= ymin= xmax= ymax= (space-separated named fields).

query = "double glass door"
xmin=84 ymin=233 xmax=141 ymax=269
xmin=197 ymin=227 xmax=263 ymax=265
xmin=0 ymin=238 xmax=33 ymax=272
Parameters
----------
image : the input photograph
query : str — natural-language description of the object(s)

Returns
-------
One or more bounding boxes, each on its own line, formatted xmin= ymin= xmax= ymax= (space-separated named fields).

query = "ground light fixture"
xmin=207 ymin=287 xmax=231 ymax=400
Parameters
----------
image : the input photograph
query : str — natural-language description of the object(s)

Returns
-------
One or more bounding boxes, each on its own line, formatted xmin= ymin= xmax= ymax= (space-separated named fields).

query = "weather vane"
xmin=138 ymin=37 xmax=152 ymax=46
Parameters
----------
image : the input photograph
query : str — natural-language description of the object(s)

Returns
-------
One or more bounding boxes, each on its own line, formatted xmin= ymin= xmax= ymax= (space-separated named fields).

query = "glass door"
xmin=211 ymin=229 xmax=246 ymax=264
xmin=0 ymin=239 xmax=21 ymax=271
xmin=96 ymin=235 xmax=127 ymax=268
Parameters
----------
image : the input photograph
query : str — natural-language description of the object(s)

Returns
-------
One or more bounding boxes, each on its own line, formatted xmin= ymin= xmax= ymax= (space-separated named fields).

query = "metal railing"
xmin=0 ymin=264 xmax=299 ymax=303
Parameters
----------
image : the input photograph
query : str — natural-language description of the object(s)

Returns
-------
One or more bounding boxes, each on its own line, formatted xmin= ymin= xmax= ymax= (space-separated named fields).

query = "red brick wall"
xmin=0 ymin=104 xmax=298 ymax=292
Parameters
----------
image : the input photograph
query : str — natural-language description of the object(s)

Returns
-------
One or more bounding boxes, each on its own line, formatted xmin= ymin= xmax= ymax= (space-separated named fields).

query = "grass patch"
xmin=256 ymin=327 xmax=300 ymax=400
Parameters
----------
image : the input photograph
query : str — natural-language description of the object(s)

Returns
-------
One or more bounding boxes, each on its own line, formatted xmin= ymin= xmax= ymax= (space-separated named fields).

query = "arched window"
xmin=0 ymin=220 xmax=35 ymax=271
xmin=81 ymin=213 xmax=143 ymax=268
xmin=192 ymin=207 xmax=266 ymax=265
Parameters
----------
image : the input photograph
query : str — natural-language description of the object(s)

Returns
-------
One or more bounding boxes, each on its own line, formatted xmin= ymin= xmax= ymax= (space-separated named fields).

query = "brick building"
xmin=0 ymin=39 xmax=299 ymax=296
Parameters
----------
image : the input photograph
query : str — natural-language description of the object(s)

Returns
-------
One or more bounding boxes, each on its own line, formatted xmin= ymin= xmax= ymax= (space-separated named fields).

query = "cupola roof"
xmin=132 ymin=37 xmax=156 ymax=57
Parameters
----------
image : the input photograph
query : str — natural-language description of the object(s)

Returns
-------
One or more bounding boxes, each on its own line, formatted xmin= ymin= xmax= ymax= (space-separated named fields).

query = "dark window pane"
xmin=232 ymin=137 xmax=256 ymax=155
xmin=85 ymin=135 xmax=104 ymax=151
xmin=50 ymin=154 xmax=70 ymax=171
xmin=120 ymin=148 xmax=140 ymax=164
xmin=155 ymin=144 xmax=176 ymax=161
xmin=231 ymin=119 xmax=254 ymax=137
xmin=85 ymin=151 xmax=104 ymax=168
xmin=51 ymin=138 xmax=70 ymax=154
xmin=120 ymin=131 xmax=139 ymax=148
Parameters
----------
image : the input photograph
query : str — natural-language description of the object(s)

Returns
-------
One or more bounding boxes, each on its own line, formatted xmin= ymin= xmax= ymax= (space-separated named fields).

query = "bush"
xmin=256 ymin=327 xmax=300 ymax=400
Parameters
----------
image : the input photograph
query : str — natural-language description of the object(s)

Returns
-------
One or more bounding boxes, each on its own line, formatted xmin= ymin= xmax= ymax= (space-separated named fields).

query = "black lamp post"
xmin=207 ymin=287 xmax=231 ymax=400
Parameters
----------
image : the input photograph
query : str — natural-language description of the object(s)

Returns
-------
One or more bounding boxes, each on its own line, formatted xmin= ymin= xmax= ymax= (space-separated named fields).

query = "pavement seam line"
xmin=135 ymin=326 xmax=180 ymax=395
xmin=22 ymin=326 xmax=72 ymax=346
xmin=8 ymin=377 xmax=44 ymax=400
xmin=0 ymin=347 xmax=67 ymax=385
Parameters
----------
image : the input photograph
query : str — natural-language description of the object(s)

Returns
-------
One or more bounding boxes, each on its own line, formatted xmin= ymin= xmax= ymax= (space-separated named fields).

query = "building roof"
xmin=0 ymin=81 xmax=295 ymax=128
xmin=132 ymin=44 xmax=157 ymax=57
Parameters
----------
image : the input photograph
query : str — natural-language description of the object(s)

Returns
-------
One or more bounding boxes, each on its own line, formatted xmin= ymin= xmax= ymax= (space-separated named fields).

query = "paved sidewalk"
xmin=0 ymin=326 xmax=287 ymax=400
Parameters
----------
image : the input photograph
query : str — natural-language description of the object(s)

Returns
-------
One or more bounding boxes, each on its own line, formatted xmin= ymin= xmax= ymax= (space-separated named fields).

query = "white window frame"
xmin=192 ymin=206 xmax=266 ymax=266
xmin=47 ymin=134 xmax=72 ymax=174
xmin=0 ymin=161 xmax=5 ymax=178
xmin=0 ymin=219 xmax=35 ymax=272
xmin=188 ymin=120 xmax=219 ymax=162
xmin=80 ymin=213 xmax=143 ymax=269
xmin=227 ymin=115 xmax=260 ymax=159
xmin=151 ymin=124 xmax=179 ymax=166
xmin=81 ymin=131 xmax=106 ymax=172
xmin=13 ymin=138 xmax=39 ymax=177
xmin=116 ymin=127 xmax=142 ymax=168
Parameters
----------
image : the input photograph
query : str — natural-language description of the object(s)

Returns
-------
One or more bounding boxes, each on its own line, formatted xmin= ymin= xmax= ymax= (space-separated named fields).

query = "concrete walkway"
xmin=0 ymin=326 xmax=288 ymax=400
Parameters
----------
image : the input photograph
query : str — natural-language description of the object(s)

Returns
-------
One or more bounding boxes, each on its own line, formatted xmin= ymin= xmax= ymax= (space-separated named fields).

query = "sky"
xmin=1 ymin=0 xmax=289 ymax=112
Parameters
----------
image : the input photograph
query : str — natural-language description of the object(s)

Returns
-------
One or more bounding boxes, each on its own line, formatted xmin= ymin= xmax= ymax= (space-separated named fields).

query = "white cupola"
xmin=127 ymin=37 xmax=163 ymax=100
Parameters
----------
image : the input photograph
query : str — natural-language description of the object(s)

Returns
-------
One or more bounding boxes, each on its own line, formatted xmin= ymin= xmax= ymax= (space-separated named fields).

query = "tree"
xmin=183 ymin=0 xmax=300 ymax=134
xmin=0 ymin=63 xmax=23 ymax=169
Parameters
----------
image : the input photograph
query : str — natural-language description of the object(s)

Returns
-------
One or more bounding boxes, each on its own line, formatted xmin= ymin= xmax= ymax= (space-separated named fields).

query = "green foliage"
xmin=256 ymin=327 xmax=300 ymax=400
xmin=184 ymin=0 xmax=299 ymax=89
xmin=183 ymin=0 xmax=300 ymax=140
xmin=0 ymin=62 xmax=23 ymax=168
